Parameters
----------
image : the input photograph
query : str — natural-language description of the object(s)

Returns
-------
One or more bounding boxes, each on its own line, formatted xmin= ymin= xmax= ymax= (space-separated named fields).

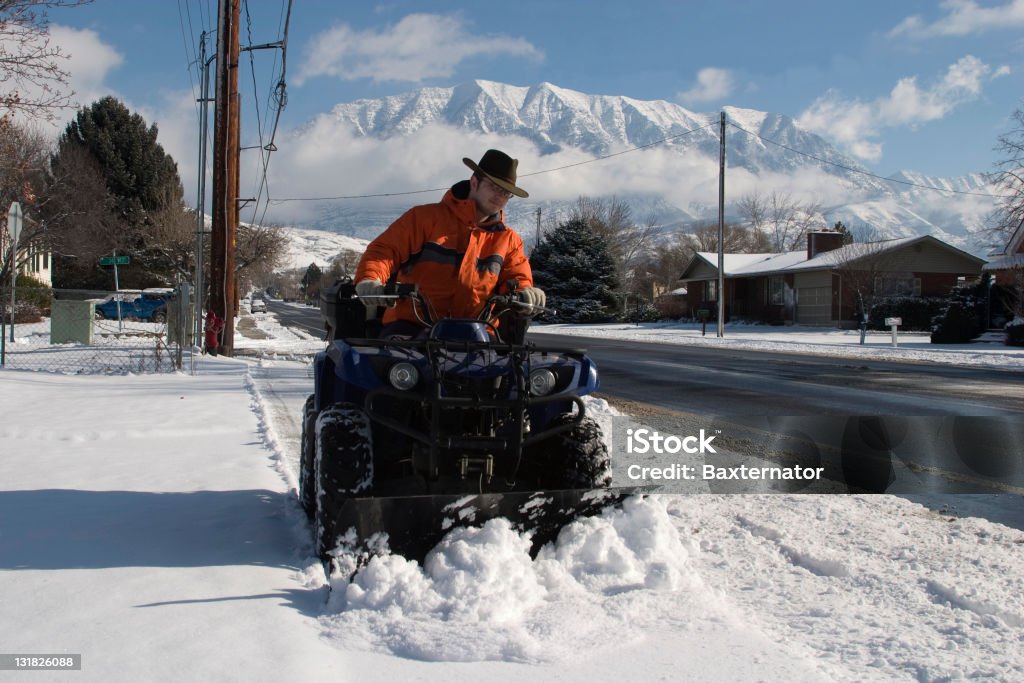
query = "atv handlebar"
xmin=360 ymin=283 xmax=553 ymax=319
xmin=480 ymin=293 xmax=554 ymax=319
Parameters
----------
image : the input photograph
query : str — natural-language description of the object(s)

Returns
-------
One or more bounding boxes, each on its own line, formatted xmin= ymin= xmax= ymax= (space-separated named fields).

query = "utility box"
xmin=50 ymin=300 xmax=95 ymax=345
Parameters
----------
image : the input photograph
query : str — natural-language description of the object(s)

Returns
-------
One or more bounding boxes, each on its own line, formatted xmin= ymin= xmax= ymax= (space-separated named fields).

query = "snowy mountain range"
xmin=288 ymin=80 xmax=999 ymax=256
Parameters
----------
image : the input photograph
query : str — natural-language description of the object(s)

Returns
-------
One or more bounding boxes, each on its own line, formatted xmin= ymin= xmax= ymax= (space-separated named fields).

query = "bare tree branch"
xmin=833 ymin=240 xmax=910 ymax=344
xmin=0 ymin=0 xmax=91 ymax=121
xmin=736 ymin=190 xmax=824 ymax=252
xmin=990 ymin=105 xmax=1024 ymax=245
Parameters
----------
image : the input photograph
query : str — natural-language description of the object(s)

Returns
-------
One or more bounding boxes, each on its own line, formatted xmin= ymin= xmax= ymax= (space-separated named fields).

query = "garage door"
xmin=797 ymin=286 xmax=832 ymax=325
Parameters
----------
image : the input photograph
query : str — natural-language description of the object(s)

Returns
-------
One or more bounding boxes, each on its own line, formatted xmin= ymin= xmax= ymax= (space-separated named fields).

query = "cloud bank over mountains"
xmin=260 ymin=79 xmax=999 ymax=255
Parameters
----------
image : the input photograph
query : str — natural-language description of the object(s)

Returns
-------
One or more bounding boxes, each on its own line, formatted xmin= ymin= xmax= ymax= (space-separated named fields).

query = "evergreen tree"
xmin=301 ymin=263 xmax=324 ymax=303
xmin=834 ymin=221 xmax=854 ymax=245
xmin=530 ymin=218 xmax=620 ymax=323
xmin=46 ymin=96 xmax=191 ymax=288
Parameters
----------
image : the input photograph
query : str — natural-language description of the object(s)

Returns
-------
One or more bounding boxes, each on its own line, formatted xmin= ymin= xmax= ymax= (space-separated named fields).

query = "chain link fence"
xmin=0 ymin=284 xmax=194 ymax=375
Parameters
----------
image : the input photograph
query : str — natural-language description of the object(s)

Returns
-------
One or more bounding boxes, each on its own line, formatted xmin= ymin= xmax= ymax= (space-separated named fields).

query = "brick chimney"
xmin=807 ymin=231 xmax=845 ymax=260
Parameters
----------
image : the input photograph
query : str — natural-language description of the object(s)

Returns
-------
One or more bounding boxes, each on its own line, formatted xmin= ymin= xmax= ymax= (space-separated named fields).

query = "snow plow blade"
xmin=321 ymin=487 xmax=647 ymax=566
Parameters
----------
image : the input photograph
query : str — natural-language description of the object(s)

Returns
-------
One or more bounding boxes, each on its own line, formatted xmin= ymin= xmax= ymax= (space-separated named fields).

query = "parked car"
xmin=250 ymin=298 xmax=267 ymax=313
xmin=95 ymin=289 xmax=173 ymax=322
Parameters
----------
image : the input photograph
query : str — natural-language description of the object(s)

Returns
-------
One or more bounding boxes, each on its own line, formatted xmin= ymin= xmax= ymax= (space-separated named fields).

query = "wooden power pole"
xmin=211 ymin=0 xmax=240 ymax=355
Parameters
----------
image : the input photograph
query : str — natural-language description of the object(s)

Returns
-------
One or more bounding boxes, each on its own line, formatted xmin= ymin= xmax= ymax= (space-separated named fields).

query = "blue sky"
xmin=36 ymin=0 xmax=1024 ymax=216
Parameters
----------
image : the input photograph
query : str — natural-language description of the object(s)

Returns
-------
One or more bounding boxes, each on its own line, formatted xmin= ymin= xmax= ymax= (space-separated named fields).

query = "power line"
xmin=268 ymin=121 xmax=718 ymax=204
xmin=175 ymin=0 xmax=201 ymax=120
xmin=237 ymin=0 xmax=293 ymax=227
xmin=262 ymin=115 xmax=1012 ymax=206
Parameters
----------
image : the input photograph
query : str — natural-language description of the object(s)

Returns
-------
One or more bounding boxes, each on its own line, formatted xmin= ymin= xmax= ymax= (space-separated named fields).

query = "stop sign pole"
xmin=2 ymin=201 xmax=23 ymax=363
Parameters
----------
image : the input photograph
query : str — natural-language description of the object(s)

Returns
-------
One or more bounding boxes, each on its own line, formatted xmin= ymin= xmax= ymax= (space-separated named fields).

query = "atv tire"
xmin=298 ymin=394 xmax=317 ymax=519
xmin=539 ymin=413 xmax=611 ymax=489
xmin=315 ymin=402 xmax=374 ymax=557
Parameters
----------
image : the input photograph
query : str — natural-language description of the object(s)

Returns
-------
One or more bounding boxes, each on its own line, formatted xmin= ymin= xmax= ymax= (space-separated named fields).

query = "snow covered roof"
xmin=986 ymin=217 xmax=1024 ymax=268
xmin=683 ymin=235 xmax=984 ymax=280
xmin=983 ymin=253 xmax=1024 ymax=271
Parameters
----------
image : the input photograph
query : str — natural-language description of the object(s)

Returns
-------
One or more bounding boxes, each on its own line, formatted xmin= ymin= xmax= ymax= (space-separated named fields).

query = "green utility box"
xmin=50 ymin=300 xmax=95 ymax=344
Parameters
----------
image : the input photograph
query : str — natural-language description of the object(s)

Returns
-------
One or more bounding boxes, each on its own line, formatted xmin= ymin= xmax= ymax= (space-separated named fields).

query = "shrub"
xmin=15 ymin=275 xmax=53 ymax=314
xmin=624 ymin=302 xmax=661 ymax=323
xmin=868 ymin=297 xmax=947 ymax=331
xmin=1007 ymin=318 xmax=1024 ymax=347
xmin=931 ymin=279 xmax=987 ymax=344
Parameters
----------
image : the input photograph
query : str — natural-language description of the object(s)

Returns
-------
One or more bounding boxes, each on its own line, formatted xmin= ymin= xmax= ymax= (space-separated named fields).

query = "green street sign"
xmin=99 ymin=255 xmax=130 ymax=266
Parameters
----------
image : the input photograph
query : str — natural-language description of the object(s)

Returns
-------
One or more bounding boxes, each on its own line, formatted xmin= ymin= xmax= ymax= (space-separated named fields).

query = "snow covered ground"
xmin=530 ymin=320 xmax=1024 ymax=370
xmin=1 ymin=310 xmax=1022 ymax=682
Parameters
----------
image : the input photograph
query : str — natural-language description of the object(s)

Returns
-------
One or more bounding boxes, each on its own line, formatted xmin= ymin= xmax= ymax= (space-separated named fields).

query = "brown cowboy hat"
xmin=463 ymin=149 xmax=529 ymax=198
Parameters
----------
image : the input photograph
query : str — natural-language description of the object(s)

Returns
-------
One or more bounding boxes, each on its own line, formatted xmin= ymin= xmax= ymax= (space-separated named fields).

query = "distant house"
xmin=983 ymin=219 xmax=1024 ymax=322
xmin=982 ymin=220 xmax=1024 ymax=285
xmin=653 ymin=286 xmax=688 ymax=319
xmin=678 ymin=231 xmax=986 ymax=326
xmin=1 ymin=215 xmax=52 ymax=286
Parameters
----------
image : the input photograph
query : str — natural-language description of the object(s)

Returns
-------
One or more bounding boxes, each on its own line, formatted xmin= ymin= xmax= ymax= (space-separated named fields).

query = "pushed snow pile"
xmin=321 ymin=496 xmax=700 ymax=662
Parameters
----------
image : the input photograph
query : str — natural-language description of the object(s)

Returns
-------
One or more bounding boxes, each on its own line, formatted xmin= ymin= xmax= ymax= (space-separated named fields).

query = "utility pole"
xmin=193 ymin=32 xmax=216 ymax=348
xmin=717 ymin=111 xmax=726 ymax=338
xmin=534 ymin=207 xmax=542 ymax=251
xmin=211 ymin=0 xmax=240 ymax=355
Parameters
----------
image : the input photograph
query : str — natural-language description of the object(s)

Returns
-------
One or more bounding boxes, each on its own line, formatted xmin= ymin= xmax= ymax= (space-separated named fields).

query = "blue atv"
xmin=301 ymin=278 xmax=625 ymax=566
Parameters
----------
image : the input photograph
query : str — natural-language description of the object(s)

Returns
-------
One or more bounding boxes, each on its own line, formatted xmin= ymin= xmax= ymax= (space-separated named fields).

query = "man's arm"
xmin=355 ymin=209 xmax=420 ymax=285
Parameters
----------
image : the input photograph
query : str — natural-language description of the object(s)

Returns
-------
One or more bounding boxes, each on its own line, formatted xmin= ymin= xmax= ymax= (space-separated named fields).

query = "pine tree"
xmin=63 ymin=96 xmax=183 ymax=220
xmin=46 ymin=96 xmax=191 ymax=287
xmin=530 ymin=218 xmax=620 ymax=323
xmin=301 ymin=263 xmax=324 ymax=303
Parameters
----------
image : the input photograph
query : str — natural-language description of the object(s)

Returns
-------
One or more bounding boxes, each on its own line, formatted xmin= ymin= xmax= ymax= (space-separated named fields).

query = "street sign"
xmin=6 ymin=202 xmax=22 ymax=244
xmin=99 ymin=255 xmax=130 ymax=266
xmin=884 ymin=317 xmax=902 ymax=326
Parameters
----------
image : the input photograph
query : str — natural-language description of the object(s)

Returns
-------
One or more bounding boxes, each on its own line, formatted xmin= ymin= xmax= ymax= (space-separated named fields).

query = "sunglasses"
xmin=480 ymin=176 xmax=515 ymax=198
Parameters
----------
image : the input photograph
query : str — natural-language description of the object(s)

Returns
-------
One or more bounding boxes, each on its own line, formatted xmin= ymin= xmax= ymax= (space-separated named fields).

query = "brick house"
xmin=678 ymin=231 xmax=986 ymax=326
xmin=982 ymin=219 xmax=1024 ymax=321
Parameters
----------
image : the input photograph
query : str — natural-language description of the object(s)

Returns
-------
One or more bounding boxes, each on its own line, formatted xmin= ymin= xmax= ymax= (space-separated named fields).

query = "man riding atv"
xmin=354 ymin=149 xmax=546 ymax=337
xmin=304 ymin=150 xmax=627 ymax=568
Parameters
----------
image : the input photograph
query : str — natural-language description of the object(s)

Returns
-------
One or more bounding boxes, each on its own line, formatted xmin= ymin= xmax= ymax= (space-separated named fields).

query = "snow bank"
xmin=321 ymin=496 xmax=701 ymax=663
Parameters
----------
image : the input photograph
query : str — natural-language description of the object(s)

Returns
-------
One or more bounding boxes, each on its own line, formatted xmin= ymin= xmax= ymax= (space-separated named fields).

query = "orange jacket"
xmin=355 ymin=181 xmax=533 ymax=326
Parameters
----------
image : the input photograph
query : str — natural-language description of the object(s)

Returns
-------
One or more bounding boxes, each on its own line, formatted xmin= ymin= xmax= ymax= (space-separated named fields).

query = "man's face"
xmin=470 ymin=174 xmax=513 ymax=218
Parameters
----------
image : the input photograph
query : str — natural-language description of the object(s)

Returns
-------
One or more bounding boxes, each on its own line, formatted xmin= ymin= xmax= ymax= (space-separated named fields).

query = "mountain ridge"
xmin=294 ymin=79 xmax=997 ymax=255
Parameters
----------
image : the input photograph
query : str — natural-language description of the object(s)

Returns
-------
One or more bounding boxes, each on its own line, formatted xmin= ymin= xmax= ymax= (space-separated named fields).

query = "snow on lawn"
xmin=0 ymin=311 xmax=1022 ymax=681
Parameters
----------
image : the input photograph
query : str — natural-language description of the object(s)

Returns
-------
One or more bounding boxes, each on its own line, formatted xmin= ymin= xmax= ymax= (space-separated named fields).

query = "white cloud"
xmin=294 ymin=13 xmax=543 ymax=86
xmin=797 ymin=56 xmax=1000 ymax=162
xmin=50 ymin=25 xmax=124 ymax=108
xmin=676 ymin=68 xmax=735 ymax=106
xmin=889 ymin=0 xmax=1024 ymax=39
xmin=252 ymin=114 xmax=876 ymax=232
xmin=3 ymin=25 xmax=122 ymax=130
xmin=253 ymin=113 xmax=727 ymax=228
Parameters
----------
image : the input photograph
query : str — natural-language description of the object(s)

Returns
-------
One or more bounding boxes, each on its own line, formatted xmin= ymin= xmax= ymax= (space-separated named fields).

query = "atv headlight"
xmin=529 ymin=368 xmax=557 ymax=396
xmin=388 ymin=362 xmax=419 ymax=391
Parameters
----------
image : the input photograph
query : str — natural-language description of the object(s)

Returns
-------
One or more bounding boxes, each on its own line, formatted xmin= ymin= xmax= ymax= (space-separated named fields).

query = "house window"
xmin=705 ymin=279 xmax=718 ymax=302
xmin=767 ymin=276 xmax=785 ymax=306
xmin=874 ymin=275 xmax=921 ymax=297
